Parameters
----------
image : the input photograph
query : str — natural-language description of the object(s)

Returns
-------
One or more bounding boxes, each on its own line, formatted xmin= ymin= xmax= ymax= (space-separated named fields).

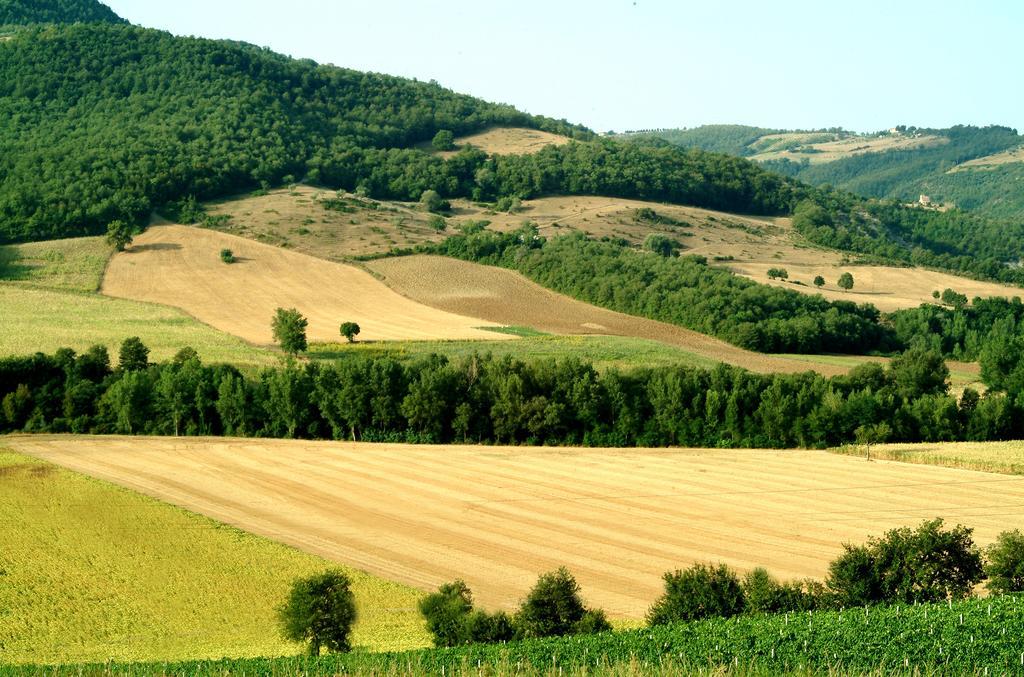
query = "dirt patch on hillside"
xmin=428 ymin=127 xmax=572 ymax=158
xmin=101 ymin=226 xmax=509 ymax=345
xmin=14 ymin=435 xmax=1023 ymax=618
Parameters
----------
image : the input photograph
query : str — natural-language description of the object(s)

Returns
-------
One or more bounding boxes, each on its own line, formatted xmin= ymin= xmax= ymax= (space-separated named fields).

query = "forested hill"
xmin=0 ymin=22 xmax=806 ymax=243
xmin=624 ymin=125 xmax=1024 ymax=221
xmin=0 ymin=0 xmax=125 ymax=24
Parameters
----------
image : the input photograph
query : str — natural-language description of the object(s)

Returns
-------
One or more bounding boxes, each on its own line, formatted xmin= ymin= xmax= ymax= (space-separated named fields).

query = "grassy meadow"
xmin=0 ymin=448 xmax=431 ymax=664
xmin=0 ymin=236 xmax=110 ymax=292
xmin=309 ymin=333 xmax=719 ymax=372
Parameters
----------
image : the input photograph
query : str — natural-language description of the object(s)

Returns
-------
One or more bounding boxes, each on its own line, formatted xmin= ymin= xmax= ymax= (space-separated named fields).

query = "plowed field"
xmin=12 ymin=435 xmax=1023 ymax=618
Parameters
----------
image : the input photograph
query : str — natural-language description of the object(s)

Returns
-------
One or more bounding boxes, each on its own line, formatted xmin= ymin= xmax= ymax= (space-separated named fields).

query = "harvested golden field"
xmin=0 ymin=447 xmax=428 ymax=664
xmin=200 ymin=190 xmax=1016 ymax=312
xmin=12 ymin=435 xmax=1024 ymax=619
xmin=951 ymin=144 xmax=1024 ymax=171
xmin=832 ymin=440 xmax=1024 ymax=475
xmin=429 ymin=126 xmax=572 ymax=158
xmin=366 ymin=255 xmax=844 ymax=376
xmin=749 ymin=132 xmax=947 ymax=164
xmin=101 ymin=225 xmax=509 ymax=345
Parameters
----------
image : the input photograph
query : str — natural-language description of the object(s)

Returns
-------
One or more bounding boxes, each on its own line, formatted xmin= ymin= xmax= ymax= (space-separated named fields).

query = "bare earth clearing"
xmin=366 ymin=255 xmax=844 ymax=376
xmin=428 ymin=127 xmax=572 ymax=158
xmin=11 ymin=435 xmax=1024 ymax=619
xmin=101 ymin=225 xmax=508 ymax=345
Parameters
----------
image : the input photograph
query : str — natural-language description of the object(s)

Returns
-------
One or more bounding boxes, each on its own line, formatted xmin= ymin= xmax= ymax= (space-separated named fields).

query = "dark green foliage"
xmin=826 ymin=519 xmax=984 ymax=606
xmin=889 ymin=347 xmax=949 ymax=398
xmin=219 ymin=248 xmax=235 ymax=264
xmin=272 ymin=308 xmax=308 ymax=355
xmin=419 ymin=189 xmax=449 ymax=214
xmin=418 ymin=581 xmax=515 ymax=647
xmin=0 ymin=343 xmax=1016 ymax=447
xmin=428 ymin=214 xmax=447 ymax=232
xmin=643 ymin=233 xmax=680 ymax=257
xmin=431 ymin=229 xmax=896 ymax=355
xmin=118 ymin=336 xmax=149 ymax=372
xmin=105 ymin=220 xmax=133 ymax=252
xmin=278 ymin=570 xmax=357 ymax=656
xmin=339 ymin=322 xmax=360 ymax=343
xmin=647 ymin=563 xmax=745 ymax=625
xmin=940 ymin=288 xmax=968 ymax=309
xmin=621 ymin=124 xmax=784 ymax=156
xmin=767 ymin=267 xmax=788 ymax=280
xmin=0 ymin=0 xmax=124 ymax=25
xmin=837 ymin=272 xmax=854 ymax=290
xmin=0 ymin=23 xmax=586 ymax=243
xmin=984 ymin=529 xmax=1024 ymax=594
xmin=741 ymin=568 xmax=819 ymax=614
xmin=515 ymin=568 xmax=605 ymax=639
xmin=813 ymin=275 xmax=825 ymax=287
xmin=431 ymin=129 xmax=455 ymax=151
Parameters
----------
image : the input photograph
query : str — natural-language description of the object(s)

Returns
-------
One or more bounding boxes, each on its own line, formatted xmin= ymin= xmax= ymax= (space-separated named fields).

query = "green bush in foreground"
xmin=7 ymin=596 xmax=1022 ymax=676
xmin=278 ymin=570 xmax=357 ymax=656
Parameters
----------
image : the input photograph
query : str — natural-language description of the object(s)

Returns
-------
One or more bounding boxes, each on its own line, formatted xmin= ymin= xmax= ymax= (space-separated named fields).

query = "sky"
xmin=103 ymin=0 xmax=1023 ymax=134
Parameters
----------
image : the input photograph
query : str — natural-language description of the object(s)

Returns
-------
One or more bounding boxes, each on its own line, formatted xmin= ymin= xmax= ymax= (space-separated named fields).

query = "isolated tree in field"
xmin=932 ymin=290 xmax=941 ymax=300
xmin=419 ymin=189 xmax=449 ymax=214
xmin=837 ymin=272 xmax=854 ymax=290
xmin=278 ymin=570 xmax=356 ymax=655
xmin=118 ymin=336 xmax=149 ymax=372
xmin=515 ymin=567 xmax=610 ymax=638
xmin=272 ymin=308 xmax=308 ymax=355
xmin=431 ymin=129 xmax=456 ymax=151
xmin=985 ymin=529 xmax=1024 ymax=593
xmin=428 ymin=214 xmax=447 ymax=232
xmin=339 ymin=321 xmax=361 ymax=343
xmin=644 ymin=234 xmax=681 ymax=258
xmin=767 ymin=267 xmax=789 ymax=281
xmin=220 ymin=248 xmax=235 ymax=263
xmin=813 ymin=275 xmax=825 ymax=288
xmin=105 ymin=219 xmax=133 ymax=252
xmin=647 ymin=563 xmax=745 ymax=625
xmin=854 ymin=421 xmax=891 ymax=461
xmin=941 ymin=288 xmax=968 ymax=309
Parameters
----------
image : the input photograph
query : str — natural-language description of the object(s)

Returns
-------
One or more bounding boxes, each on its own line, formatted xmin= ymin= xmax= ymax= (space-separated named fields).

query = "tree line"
xmin=3 ymin=339 xmax=1023 ymax=448
xmin=281 ymin=518 xmax=1024 ymax=655
xmin=0 ymin=0 xmax=124 ymax=25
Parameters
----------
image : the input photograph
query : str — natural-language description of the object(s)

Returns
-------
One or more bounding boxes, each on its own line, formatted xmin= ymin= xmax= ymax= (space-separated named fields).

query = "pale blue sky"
xmin=103 ymin=0 xmax=1023 ymax=134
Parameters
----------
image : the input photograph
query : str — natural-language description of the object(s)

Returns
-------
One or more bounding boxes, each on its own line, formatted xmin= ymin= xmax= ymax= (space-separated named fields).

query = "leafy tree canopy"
xmin=0 ymin=0 xmax=124 ymax=25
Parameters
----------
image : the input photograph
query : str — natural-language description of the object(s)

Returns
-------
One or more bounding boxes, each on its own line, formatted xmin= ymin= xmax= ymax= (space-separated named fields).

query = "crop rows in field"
xmin=6 ymin=596 xmax=1022 ymax=676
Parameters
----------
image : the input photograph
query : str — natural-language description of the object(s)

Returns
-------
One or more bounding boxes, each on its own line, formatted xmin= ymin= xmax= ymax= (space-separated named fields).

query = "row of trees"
xmin=4 ymin=340 xmax=1024 ymax=447
xmin=280 ymin=519 xmax=1024 ymax=655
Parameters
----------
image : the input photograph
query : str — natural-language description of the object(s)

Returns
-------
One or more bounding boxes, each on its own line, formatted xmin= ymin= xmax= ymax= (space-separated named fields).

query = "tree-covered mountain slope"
xmin=0 ymin=0 xmax=124 ymax=25
xmin=626 ymin=124 xmax=1024 ymax=222
xmin=0 ymin=23 xmax=809 ymax=243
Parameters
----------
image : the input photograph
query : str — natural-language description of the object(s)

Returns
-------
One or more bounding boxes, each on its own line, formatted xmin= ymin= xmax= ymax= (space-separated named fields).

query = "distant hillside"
xmin=627 ymin=125 xmax=1024 ymax=221
xmin=0 ymin=0 xmax=124 ymax=24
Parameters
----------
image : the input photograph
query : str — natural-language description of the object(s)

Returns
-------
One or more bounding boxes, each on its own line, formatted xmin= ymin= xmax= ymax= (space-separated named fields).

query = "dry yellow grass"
xmin=366 ymin=255 xmax=847 ymax=376
xmin=951 ymin=144 xmax=1024 ymax=171
xmin=832 ymin=440 xmax=1024 ymax=475
xmin=430 ymin=127 xmax=571 ymax=158
xmin=101 ymin=225 xmax=510 ymax=345
xmin=12 ymin=435 xmax=1024 ymax=619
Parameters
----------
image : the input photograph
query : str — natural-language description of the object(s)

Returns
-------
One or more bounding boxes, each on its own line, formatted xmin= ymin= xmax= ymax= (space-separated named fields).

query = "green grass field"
xmin=0 ymin=285 xmax=276 ymax=367
xmin=0 ymin=236 xmax=110 ymax=292
xmin=832 ymin=440 xmax=1024 ymax=475
xmin=0 ymin=448 xmax=431 ymax=665
xmin=310 ymin=334 xmax=719 ymax=372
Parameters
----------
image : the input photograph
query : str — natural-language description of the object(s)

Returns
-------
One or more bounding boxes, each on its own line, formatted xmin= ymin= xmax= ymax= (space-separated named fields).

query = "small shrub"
xmin=220 ymin=248 xmax=235 ymax=264
xmin=494 ymin=196 xmax=522 ymax=213
xmin=647 ymin=563 xmax=745 ymax=625
xmin=837 ymin=272 xmax=854 ymax=290
xmin=813 ymin=275 xmax=825 ymax=287
xmin=420 ymin=189 xmax=450 ymax=214
xmin=515 ymin=567 xmax=605 ymax=639
xmin=644 ymin=234 xmax=681 ymax=258
xmin=985 ymin=529 xmax=1024 ymax=593
xmin=428 ymin=214 xmax=447 ymax=232
xmin=767 ymin=267 xmax=789 ymax=280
